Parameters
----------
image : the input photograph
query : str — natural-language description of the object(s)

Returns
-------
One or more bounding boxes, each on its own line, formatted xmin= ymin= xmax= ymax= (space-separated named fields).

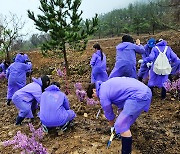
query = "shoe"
xmin=7 ymin=99 xmax=11 ymax=106
xmin=15 ymin=116 xmax=25 ymax=125
xmin=42 ymin=124 xmax=48 ymax=133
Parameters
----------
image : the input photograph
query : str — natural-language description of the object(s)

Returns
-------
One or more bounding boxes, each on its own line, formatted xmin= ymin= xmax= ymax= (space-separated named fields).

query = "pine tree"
xmin=28 ymin=0 xmax=98 ymax=74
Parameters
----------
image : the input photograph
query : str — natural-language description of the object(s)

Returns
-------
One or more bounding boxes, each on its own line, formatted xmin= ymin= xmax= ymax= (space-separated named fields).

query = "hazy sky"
xmin=0 ymin=0 xmax=137 ymax=37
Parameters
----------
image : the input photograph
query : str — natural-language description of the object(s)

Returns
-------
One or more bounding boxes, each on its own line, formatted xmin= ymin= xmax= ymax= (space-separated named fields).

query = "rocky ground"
xmin=0 ymin=30 xmax=179 ymax=154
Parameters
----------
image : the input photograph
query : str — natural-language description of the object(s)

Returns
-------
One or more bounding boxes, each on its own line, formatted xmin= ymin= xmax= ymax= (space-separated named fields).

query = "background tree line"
xmin=95 ymin=0 xmax=179 ymax=38
xmin=1 ymin=0 xmax=179 ymax=53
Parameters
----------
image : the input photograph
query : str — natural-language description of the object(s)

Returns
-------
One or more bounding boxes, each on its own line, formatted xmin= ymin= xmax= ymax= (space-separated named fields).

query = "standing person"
xmin=0 ymin=60 xmax=10 ymax=79
xmin=90 ymin=43 xmax=108 ymax=83
xmin=143 ymin=39 xmax=179 ymax=99
xmin=169 ymin=58 xmax=180 ymax=81
xmin=109 ymin=35 xmax=145 ymax=79
xmin=12 ymin=75 xmax=50 ymax=125
xmin=39 ymin=82 xmax=76 ymax=131
xmin=86 ymin=77 xmax=152 ymax=154
xmin=6 ymin=53 xmax=32 ymax=105
xmin=138 ymin=38 xmax=156 ymax=82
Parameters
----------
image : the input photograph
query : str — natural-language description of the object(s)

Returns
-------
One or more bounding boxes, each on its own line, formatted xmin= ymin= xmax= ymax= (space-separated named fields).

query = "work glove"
xmin=111 ymin=127 xmax=115 ymax=134
xmin=138 ymin=59 xmax=143 ymax=64
xmin=146 ymin=62 xmax=152 ymax=68
xmin=114 ymin=133 xmax=122 ymax=140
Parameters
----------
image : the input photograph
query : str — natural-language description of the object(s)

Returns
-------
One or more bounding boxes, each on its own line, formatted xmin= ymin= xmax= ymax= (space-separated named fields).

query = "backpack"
xmin=153 ymin=46 xmax=172 ymax=75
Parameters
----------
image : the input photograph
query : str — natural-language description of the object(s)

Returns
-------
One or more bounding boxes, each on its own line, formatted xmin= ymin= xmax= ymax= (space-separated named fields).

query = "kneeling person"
xmin=12 ymin=75 xmax=50 ymax=125
xmin=39 ymin=82 xmax=76 ymax=132
xmin=87 ymin=77 xmax=152 ymax=154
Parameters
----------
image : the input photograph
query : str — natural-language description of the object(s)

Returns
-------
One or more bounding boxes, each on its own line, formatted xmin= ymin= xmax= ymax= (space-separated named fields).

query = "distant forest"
xmin=9 ymin=0 xmax=180 ymax=51
xmin=95 ymin=0 xmax=179 ymax=38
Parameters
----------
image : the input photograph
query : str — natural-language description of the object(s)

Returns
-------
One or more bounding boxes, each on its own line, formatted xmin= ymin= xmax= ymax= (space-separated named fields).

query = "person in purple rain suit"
xmin=109 ymin=35 xmax=145 ymax=79
xmin=86 ymin=77 xmax=152 ymax=154
xmin=143 ymin=39 xmax=179 ymax=99
xmin=6 ymin=53 xmax=32 ymax=105
xmin=12 ymin=75 xmax=50 ymax=125
xmin=138 ymin=38 xmax=156 ymax=82
xmin=0 ymin=60 xmax=10 ymax=79
xmin=169 ymin=58 xmax=180 ymax=81
xmin=90 ymin=43 xmax=108 ymax=83
xmin=39 ymin=82 xmax=76 ymax=131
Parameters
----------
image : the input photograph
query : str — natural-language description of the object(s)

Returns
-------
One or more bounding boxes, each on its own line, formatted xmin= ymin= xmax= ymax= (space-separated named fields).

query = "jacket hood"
xmin=116 ymin=42 xmax=132 ymax=50
xmin=15 ymin=54 xmax=25 ymax=63
xmin=95 ymin=50 xmax=102 ymax=56
xmin=156 ymin=40 xmax=167 ymax=46
xmin=32 ymin=77 xmax=42 ymax=86
xmin=45 ymin=85 xmax=60 ymax=91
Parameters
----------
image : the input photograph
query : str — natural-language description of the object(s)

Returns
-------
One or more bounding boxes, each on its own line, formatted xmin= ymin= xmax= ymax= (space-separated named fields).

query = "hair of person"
xmin=4 ymin=59 xmax=10 ymax=67
xmin=93 ymin=43 xmax=103 ymax=61
xmin=122 ymin=35 xmax=134 ymax=43
xmin=86 ymin=83 xmax=95 ymax=98
xmin=41 ymin=75 xmax=50 ymax=92
xmin=51 ymin=81 xmax=60 ymax=88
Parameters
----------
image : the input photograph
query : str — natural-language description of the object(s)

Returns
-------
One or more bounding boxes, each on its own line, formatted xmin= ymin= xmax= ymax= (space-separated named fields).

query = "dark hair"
xmin=41 ymin=75 xmax=50 ymax=92
xmin=51 ymin=81 xmax=60 ymax=88
xmin=122 ymin=35 xmax=134 ymax=43
xmin=86 ymin=83 xmax=95 ymax=98
xmin=4 ymin=60 xmax=10 ymax=68
xmin=93 ymin=43 xmax=103 ymax=61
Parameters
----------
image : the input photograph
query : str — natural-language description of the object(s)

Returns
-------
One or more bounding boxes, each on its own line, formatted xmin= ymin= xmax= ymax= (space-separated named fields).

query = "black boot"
xmin=138 ymin=76 xmax=143 ymax=82
xmin=7 ymin=99 xmax=11 ymax=106
xmin=149 ymin=86 xmax=154 ymax=96
xmin=161 ymin=87 xmax=166 ymax=100
xmin=15 ymin=116 xmax=25 ymax=125
xmin=121 ymin=136 xmax=132 ymax=154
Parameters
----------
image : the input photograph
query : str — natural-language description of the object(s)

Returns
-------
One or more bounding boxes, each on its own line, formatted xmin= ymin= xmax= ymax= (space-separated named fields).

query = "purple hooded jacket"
xmin=96 ymin=77 xmax=152 ymax=121
xmin=12 ymin=77 xmax=42 ymax=118
xmin=144 ymin=40 xmax=178 ymax=88
xmin=40 ymin=85 xmax=76 ymax=127
xmin=138 ymin=44 xmax=152 ymax=79
xmin=109 ymin=42 xmax=145 ymax=79
xmin=90 ymin=50 xmax=108 ymax=83
xmin=6 ymin=54 xmax=32 ymax=99
xmin=96 ymin=77 xmax=152 ymax=134
xmin=0 ymin=62 xmax=8 ymax=73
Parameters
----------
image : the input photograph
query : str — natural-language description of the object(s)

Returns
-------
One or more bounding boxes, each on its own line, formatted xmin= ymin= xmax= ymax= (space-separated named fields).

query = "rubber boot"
xmin=121 ymin=136 xmax=132 ymax=154
xmin=15 ymin=116 xmax=25 ymax=125
xmin=7 ymin=99 xmax=11 ymax=106
xmin=161 ymin=87 xmax=166 ymax=100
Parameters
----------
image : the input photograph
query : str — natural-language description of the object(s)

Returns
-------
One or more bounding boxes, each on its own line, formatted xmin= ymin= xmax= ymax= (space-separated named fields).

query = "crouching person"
xmin=87 ymin=77 xmax=152 ymax=154
xmin=39 ymin=82 xmax=76 ymax=133
xmin=12 ymin=75 xmax=50 ymax=125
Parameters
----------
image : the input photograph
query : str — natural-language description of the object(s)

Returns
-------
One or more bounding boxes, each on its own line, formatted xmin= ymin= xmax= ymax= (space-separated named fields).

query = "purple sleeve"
xmin=90 ymin=53 xmax=97 ymax=66
xmin=63 ymin=95 xmax=70 ymax=110
xmin=32 ymin=90 xmax=42 ymax=103
xmin=144 ymin=48 xmax=156 ymax=63
xmin=169 ymin=47 xmax=178 ymax=63
xmin=134 ymin=44 xmax=145 ymax=54
xmin=100 ymin=98 xmax=115 ymax=121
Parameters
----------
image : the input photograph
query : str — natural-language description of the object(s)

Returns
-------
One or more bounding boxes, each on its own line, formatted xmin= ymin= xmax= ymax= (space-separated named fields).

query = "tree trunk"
xmin=6 ymin=48 xmax=10 ymax=62
xmin=62 ymin=44 xmax=69 ymax=76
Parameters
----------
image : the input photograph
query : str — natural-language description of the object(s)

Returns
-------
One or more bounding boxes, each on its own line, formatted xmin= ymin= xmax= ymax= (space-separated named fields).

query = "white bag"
xmin=153 ymin=46 xmax=172 ymax=75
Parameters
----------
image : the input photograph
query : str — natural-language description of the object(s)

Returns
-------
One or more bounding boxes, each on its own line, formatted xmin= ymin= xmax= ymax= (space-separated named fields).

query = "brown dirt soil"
xmin=0 ymin=30 xmax=179 ymax=154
